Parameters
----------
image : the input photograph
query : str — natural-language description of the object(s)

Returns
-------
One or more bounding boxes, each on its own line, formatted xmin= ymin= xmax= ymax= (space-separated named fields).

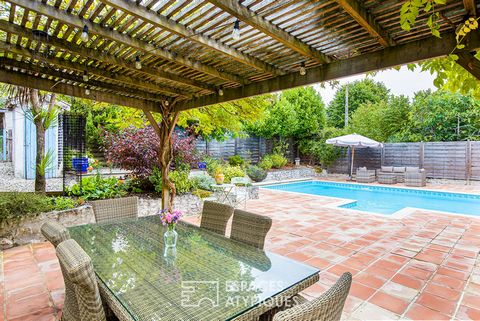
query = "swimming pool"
xmin=263 ymin=181 xmax=480 ymax=216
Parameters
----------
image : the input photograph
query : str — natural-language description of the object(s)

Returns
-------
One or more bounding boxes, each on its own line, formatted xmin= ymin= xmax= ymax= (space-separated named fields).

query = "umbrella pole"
xmin=350 ymin=146 xmax=355 ymax=179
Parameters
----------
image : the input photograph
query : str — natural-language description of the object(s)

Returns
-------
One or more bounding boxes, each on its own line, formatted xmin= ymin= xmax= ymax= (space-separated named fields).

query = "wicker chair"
xmin=272 ymin=272 xmax=352 ymax=321
xmin=230 ymin=209 xmax=272 ymax=249
xmin=41 ymin=221 xmax=70 ymax=247
xmin=56 ymin=239 xmax=106 ymax=321
xmin=200 ymin=200 xmax=234 ymax=236
xmin=90 ymin=196 xmax=138 ymax=224
xmin=405 ymin=169 xmax=427 ymax=187
xmin=356 ymin=167 xmax=376 ymax=183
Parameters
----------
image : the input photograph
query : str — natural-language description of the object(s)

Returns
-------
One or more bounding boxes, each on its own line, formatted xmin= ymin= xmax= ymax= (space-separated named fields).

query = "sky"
xmin=313 ymin=66 xmax=437 ymax=105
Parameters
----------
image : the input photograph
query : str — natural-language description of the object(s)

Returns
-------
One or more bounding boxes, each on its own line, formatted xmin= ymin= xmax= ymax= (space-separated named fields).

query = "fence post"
xmin=380 ymin=145 xmax=385 ymax=167
xmin=466 ymin=140 xmax=472 ymax=184
xmin=419 ymin=142 xmax=424 ymax=169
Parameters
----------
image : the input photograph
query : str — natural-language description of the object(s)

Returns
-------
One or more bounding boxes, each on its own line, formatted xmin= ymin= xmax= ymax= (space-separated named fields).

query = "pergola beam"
xmin=0 ymin=68 xmax=160 ymax=111
xmin=464 ymin=0 xmax=477 ymax=16
xmin=336 ymin=0 xmax=394 ymax=47
xmin=8 ymin=0 xmax=246 ymax=84
xmin=176 ymin=31 xmax=480 ymax=111
xmin=100 ymin=0 xmax=283 ymax=76
xmin=0 ymin=57 xmax=166 ymax=102
xmin=206 ymin=0 xmax=331 ymax=64
xmin=456 ymin=51 xmax=480 ymax=80
xmin=0 ymin=42 xmax=178 ymax=98
xmin=0 ymin=20 xmax=208 ymax=95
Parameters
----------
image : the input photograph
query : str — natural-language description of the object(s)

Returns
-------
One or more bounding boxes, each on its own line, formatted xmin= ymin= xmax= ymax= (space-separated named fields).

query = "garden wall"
xmin=329 ymin=141 xmax=480 ymax=181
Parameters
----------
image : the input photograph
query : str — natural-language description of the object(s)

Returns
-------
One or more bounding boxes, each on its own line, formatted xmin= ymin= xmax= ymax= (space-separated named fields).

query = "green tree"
xmin=393 ymin=90 xmax=480 ymax=142
xmin=327 ymin=79 xmax=389 ymax=128
xmin=177 ymin=95 xmax=272 ymax=140
xmin=248 ymin=87 xmax=325 ymax=139
xmin=348 ymin=95 xmax=410 ymax=142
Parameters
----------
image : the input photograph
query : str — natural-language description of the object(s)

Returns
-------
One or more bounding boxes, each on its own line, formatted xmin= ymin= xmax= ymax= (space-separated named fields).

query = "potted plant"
xmin=214 ymin=166 xmax=225 ymax=185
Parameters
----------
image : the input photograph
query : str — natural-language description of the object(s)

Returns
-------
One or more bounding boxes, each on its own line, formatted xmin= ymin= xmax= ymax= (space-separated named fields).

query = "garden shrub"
xmin=258 ymin=155 xmax=273 ymax=170
xmin=246 ymin=165 xmax=267 ymax=182
xmin=270 ymin=153 xmax=288 ymax=168
xmin=191 ymin=174 xmax=215 ymax=191
xmin=169 ymin=170 xmax=195 ymax=194
xmin=51 ymin=197 xmax=78 ymax=211
xmin=0 ymin=193 xmax=54 ymax=228
xmin=222 ymin=165 xmax=245 ymax=183
xmin=193 ymin=189 xmax=212 ymax=199
xmin=104 ymin=126 xmax=200 ymax=177
xmin=204 ymin=156 xmax=222 ymax=177
xmin=67 ymin=174 xmax=127 ymax=200
xmin=150 ymin=167 xmax=195 ymax=194
xmin=228 ymin=155 xmax=245 ymax=167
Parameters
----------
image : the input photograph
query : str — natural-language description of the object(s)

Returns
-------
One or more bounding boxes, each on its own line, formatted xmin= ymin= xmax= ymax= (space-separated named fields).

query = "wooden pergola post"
xmin=144 ymin=100 xmax=180 ymax=210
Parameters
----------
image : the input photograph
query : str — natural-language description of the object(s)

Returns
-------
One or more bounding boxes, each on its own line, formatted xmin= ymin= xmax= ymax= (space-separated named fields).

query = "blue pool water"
xmin=263 ymin=181 xmax=480 ymax=216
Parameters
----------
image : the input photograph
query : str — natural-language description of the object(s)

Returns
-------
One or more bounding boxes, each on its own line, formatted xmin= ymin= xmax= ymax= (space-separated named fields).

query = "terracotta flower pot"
xmin=215 ymin=173 xmax=225 ymax=185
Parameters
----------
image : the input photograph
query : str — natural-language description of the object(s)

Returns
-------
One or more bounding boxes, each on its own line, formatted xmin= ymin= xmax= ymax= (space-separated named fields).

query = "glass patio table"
xmin=69 ymin=216 xmax=319 ymax=321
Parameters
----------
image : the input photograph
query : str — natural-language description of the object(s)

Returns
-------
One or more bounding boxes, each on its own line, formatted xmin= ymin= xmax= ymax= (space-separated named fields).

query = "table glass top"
xmin=69 ymin=216 xmax=318 ymax=321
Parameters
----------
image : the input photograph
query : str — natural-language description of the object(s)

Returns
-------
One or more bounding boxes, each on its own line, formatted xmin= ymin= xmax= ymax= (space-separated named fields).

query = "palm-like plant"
xmin=4 ymin=85 xmax=57 ymax=193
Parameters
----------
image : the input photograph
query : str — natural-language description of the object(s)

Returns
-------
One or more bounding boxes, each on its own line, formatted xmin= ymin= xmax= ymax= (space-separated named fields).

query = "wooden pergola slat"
xmin=0 ymin=20 xmax=210 ymax=95
xmin=336 ymin=0 xmax=395 ymax=47
xmin=8 ymin=0 xmax=247 ymax=85
xmin=0 ymin=68 xmax=160 ymax=111
xmin=100 ymin=0 xmax=284 ymax=76
xmin=206 ymin=0 xmax=332 ymax=64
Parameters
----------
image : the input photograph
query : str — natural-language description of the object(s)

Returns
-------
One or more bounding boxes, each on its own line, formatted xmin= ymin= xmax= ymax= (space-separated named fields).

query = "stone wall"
xmin=1 ymin=194 xmax=204 ymax=249
xmin=1 ymin=205 xmax=94 ymax=249
xmin=265 ymin=167 xmax=318 ymax=181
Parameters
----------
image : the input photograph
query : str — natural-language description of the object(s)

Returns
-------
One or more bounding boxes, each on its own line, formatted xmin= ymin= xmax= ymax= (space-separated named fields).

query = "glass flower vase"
xmin=163 ymin=225 xmax=178 ymax=250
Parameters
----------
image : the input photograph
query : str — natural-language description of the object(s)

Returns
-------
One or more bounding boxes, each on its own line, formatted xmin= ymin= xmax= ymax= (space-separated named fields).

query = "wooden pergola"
xmin=0 ymin=0 xmax=479 ymax=207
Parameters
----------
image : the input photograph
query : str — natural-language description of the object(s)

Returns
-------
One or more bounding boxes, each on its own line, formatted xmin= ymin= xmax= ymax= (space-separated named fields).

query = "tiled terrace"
xmin=2 ymin=184 xmax=480 ymax=320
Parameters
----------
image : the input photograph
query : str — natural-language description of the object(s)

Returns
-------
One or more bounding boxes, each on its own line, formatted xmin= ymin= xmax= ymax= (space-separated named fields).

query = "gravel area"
xmin=0 ymin=166 xmax=130 ymax=192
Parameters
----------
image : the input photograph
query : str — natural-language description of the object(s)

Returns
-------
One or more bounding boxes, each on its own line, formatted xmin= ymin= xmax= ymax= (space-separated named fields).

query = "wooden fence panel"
xmin=423 ymin=142 xmax=468 ymax=179
xmin=329 ymin=141 xmax=477 ymax=181
xmin=383 ymin=143 xmax=421 ymax=167
xmin=471 ymin=141 xmax=480 ymax=180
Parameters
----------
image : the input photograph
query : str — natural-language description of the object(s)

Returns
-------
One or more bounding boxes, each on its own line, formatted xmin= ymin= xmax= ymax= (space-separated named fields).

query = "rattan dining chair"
xmin=272 ymin=272 xmax=352 ymax=321
xmin=200 ymin=200 xmax=234 ymax=236
xmin=56 ymin=239 xmax=106 ymax=321
xmin=41 ymin=221 xmax=70 ymax=247
xmin=230 ymin=209 xmax=272 ymax=249
xmin=90 ymin=196 xmax=139 ymax=224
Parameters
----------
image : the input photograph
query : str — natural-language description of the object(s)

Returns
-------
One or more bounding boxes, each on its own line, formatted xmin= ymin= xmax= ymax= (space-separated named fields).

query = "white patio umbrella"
xmin=326 ymin=133 xmax=383 ymax=178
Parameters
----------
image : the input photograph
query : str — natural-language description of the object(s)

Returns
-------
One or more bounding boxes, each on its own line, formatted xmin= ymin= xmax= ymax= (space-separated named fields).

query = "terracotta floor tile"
xmin=402 ymin=266 xmax=434 ymax=280
xmin=349 ymin=281 xmax=376 ymax=300
xmin=391 ymin=274 xmax=425 ymax=290
xmin=304 ymin=256 xmax=331 ymax=270
xmin=456 ymin=305 xmax=480 ymax=321
xmin=424 ymin=282 xmax=461 ymax=301
xmin=355 ymin=272 xmax=387 ymax=289
xmin=437 ymin=266 xmax=470 ymax=280
xmin=431 ymin=274 xmax=466 ymax=290
xmin=416 ymin=292 xmax=457 ymax=316
xmin=369 ymin=291 xmax=409 ymax=315
xmin=406 ymin=304 xmax=451 ymax=320
xmin=462 ymin=293 xmax=480 ymax=310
